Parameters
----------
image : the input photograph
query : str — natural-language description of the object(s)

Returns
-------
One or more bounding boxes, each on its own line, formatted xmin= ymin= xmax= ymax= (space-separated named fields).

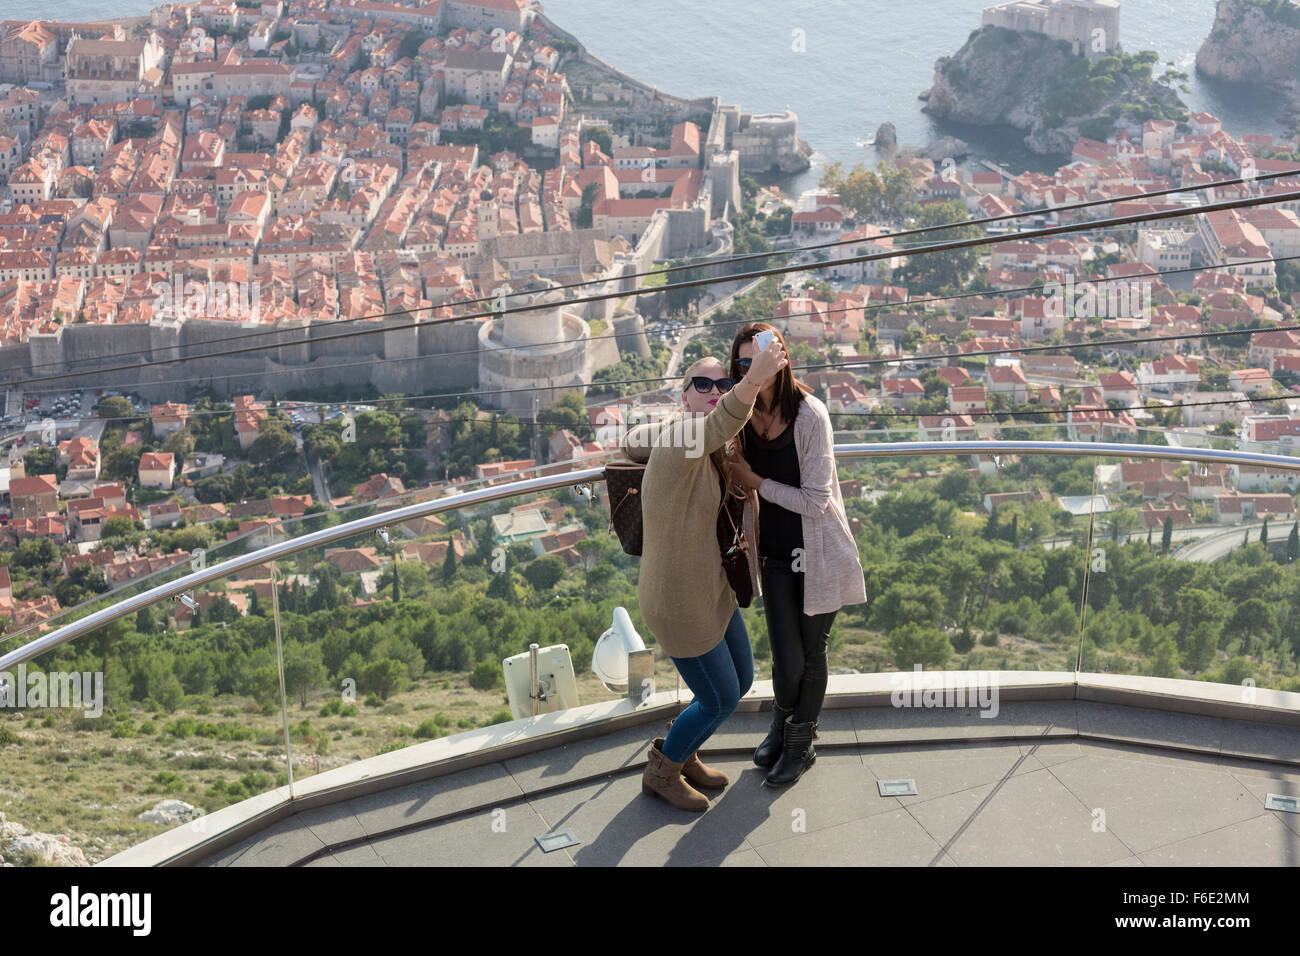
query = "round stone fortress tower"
xmin=477 ymin=274 xmax=590 ymax=414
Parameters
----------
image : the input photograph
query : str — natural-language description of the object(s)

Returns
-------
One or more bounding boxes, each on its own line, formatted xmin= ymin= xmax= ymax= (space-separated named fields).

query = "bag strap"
xmin=605 ymin=461 xmax=642 ymax=532
xmin=716 ymin=468 xmax=746 ymax=551
xmin=606 ymin=485 xmax=638 ymax=529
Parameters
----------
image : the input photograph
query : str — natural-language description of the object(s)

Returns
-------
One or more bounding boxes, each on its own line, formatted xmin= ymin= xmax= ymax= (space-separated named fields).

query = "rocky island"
xmin=1196 ymin=0 xmax=1300 ymax=134
xmin=921 ymin=1 xmax=1186 ymax=156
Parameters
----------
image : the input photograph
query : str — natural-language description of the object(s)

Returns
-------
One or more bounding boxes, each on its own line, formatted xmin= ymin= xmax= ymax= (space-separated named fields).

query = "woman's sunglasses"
xmin=734 ymin=357 xmax=753 ymax=371
xmin=690 ymin=376 xmax=735 ymax=394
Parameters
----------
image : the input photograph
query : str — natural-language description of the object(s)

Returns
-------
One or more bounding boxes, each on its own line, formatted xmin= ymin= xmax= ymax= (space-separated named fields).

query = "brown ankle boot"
xmin=642 ymin=739 xmax=709 ymax=811
xmin=655 ymin=737 xmax=728 ymax=789
xmin=683 ymin=751 xmax=729 ymax=789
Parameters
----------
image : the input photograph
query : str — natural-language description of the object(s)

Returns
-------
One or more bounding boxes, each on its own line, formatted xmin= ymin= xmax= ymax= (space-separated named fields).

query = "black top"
xmin=743 ymin=420 xmax=803 ymax=561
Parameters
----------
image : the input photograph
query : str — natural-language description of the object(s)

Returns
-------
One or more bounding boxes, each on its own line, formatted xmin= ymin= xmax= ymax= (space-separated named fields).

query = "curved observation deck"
xmin=2 ymin=441 xmax=1298 ymax=867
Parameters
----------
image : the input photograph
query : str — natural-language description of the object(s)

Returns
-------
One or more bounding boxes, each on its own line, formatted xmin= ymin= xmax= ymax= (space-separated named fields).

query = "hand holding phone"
xmin=745 ymin=329 xmax=787 ymax=386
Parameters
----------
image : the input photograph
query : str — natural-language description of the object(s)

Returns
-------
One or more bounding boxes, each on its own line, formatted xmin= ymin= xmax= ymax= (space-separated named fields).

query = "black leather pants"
xmin=761 ymin=557 xmax=836 ymax=724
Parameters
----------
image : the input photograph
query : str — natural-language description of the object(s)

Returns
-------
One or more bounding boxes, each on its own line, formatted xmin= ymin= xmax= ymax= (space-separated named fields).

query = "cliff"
xmin=921 ymin=25 xmax=1186 ymax=156
xmin=1196 ymin=0 xmax=1300 ymax=128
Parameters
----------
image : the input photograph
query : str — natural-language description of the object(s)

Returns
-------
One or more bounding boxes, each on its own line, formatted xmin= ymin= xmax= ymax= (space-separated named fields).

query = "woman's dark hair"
xmin=729 ymin=322 xmax=810 ymax=426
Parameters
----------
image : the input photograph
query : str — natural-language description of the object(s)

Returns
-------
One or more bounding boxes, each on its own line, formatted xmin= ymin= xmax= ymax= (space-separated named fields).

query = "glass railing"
xmin=0 ymin=463 xmax=665 ymax=864
xmin=3 ymin=549 xmax=295 ymax=865
xmin=0 ymin=454 xmax=623 ymax=655
xmin=5 ymin=440 xmax=1300 ymax=865
xmin=831 ymin=438 xmax=1300 ymax=696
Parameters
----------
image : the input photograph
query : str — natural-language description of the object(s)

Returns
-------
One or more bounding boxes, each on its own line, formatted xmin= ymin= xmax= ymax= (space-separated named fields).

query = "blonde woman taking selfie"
xmin=620 ymin=338 xmax=788 ymax=811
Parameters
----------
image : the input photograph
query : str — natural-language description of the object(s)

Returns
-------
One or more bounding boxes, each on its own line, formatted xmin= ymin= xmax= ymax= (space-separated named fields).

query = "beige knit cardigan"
xmin=621 ymin=388 xmax=758 ymax=659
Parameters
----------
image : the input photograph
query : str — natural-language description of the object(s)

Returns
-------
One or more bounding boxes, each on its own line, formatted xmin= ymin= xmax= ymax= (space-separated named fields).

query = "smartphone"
xmin=753 ymin=329 xmax=775 ymax=352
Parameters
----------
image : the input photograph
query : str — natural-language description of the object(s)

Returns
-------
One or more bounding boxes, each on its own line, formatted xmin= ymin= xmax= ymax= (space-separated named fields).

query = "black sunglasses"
xmin=690 ymin=376 xmax=735 ymax=394
xmin=735 ymin=357 xmax=753 ymax=371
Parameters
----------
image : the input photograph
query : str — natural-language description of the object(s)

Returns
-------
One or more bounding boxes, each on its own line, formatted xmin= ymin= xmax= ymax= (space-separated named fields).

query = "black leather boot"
xmin=753 ymin=703 xmax=794 ymax=769
xmin=764 ymin=718 xmax=815 ymax=788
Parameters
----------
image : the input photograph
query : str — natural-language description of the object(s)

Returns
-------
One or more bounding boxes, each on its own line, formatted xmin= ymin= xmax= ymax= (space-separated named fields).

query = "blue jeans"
xmin=662 ymin=609 xmax=754 ymax=763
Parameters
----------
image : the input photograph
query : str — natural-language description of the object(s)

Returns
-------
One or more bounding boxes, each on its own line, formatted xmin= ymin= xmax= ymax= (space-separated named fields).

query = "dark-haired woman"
xmin=725 ymin=322 xmax=866 ymax=788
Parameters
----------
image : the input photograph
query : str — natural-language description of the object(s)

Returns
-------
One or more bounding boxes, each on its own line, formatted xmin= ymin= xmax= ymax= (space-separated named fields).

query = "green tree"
xmin=362 ymin=658 xmax=408 ymax=699
xmin=1288 ymin=521 xmax=1299 ymax=563
xmin=763 ymin=205 xmax=792 ymax=236
xmin=1184 ymin=621 xmax=1220 ymax=672
xmin=249 ymin=422 xmax=298 ymax=471
xmin=521 ymin=554 xmax=565 ymax=591
xmin=585 ymin=563 xmax=616 ymax=598
xmin=105 ymin=445 xmax=144 ymax=481
xmin=441 ymin=545 xmax=458 ymax=585
xmin=206 ymin=593 xmax=240 ymax=624
xmin=536 ymin=392 xmax=586 ymax=432
xmin=486 ymin=565 xmax=517 ymax=602
xmin=1150 ymin=633 xmax=1180 ymax=678
xmin=871 ymin=581 xmax=944 ymax=632
xmin=98 ymin=396 xmax=132 ymax=420
xmin=302 ymin=425 xmax=341 ymax=463
xmin=1161 ymin=516 xmax=1173 ymax=555
xmin=100 ymin=515 xmax=141 ymax=544
xmin=283 ymin=646 xmax=326 ymax=708
xmin=1176 ymin=588 xmax=1224 ymax=644
xmin=581 ymin=126 xmax=612 ymax=154
xmin=162 ymin=428 xmax=196 ymax=460
xmin=1226 ymin=598 xmax=1275 ymax=658
xmin=661 ymin=260 xmax=707 ymax=317
xmin=820 ymin=160 xmax=912 ymax=221
xmin=468 ymin=659 xmax=502 ymax=691
xmin=576 ymin=182 xmax=597 ymax=229
xmin=13 ymin=537 xmax=59 ymax=570
xmin=887 ymin=622 xmax=953 ymax=669
xmin=875 ymin=486 xmax=957 ymax=538
xmin=896 ymin=201 xmax=980 ymax=294
xmin=573 ymin=536 xmax=615 ymax=599
xmin=23 ymin=444 xmax=56 ymax=475
xmin=54 ymin=563 xmax=109 ymax=608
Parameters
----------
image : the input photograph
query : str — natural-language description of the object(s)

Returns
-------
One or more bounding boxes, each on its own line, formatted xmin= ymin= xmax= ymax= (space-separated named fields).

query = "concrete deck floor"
xmin=196 ymin=700 xmax=1300 ymax=867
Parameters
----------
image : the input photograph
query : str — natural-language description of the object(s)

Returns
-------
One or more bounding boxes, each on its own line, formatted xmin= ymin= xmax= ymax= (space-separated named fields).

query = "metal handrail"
xmin=0 ymin=466 xmax=603 ymax=671
xmin=5 ymin=439 xmax=1300 ymax=672
xmin=832 ymin=440 xmax=1300 ymax=470
xmin=0 ymin=448 xmax=627 ymax=646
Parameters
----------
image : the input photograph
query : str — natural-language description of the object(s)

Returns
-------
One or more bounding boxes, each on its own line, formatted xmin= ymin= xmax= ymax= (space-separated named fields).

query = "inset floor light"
xmin=535 ymin=829 xmax=581 ymax=853
xmin=878 ymin=779 xmax=918 ymax=797
xmin=1265 ymin=793 xmax=1299 ymax=814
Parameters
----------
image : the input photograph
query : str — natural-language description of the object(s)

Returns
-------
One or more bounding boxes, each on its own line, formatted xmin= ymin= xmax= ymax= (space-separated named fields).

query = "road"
xmin=659 ymin=246 xmax=819 ymax=384
xmin=1023 ymin=374 xmax=1095 ymax=390
xmin=662 ymin=275 xmax=768 ymax=381
xmin=309 ymin=456 xmax=333 ymax=509
xmin=1038 ymin=521 xmax=1274 ymax=563
xmin=1171 ymin=524 xmax=1276 ymax=563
